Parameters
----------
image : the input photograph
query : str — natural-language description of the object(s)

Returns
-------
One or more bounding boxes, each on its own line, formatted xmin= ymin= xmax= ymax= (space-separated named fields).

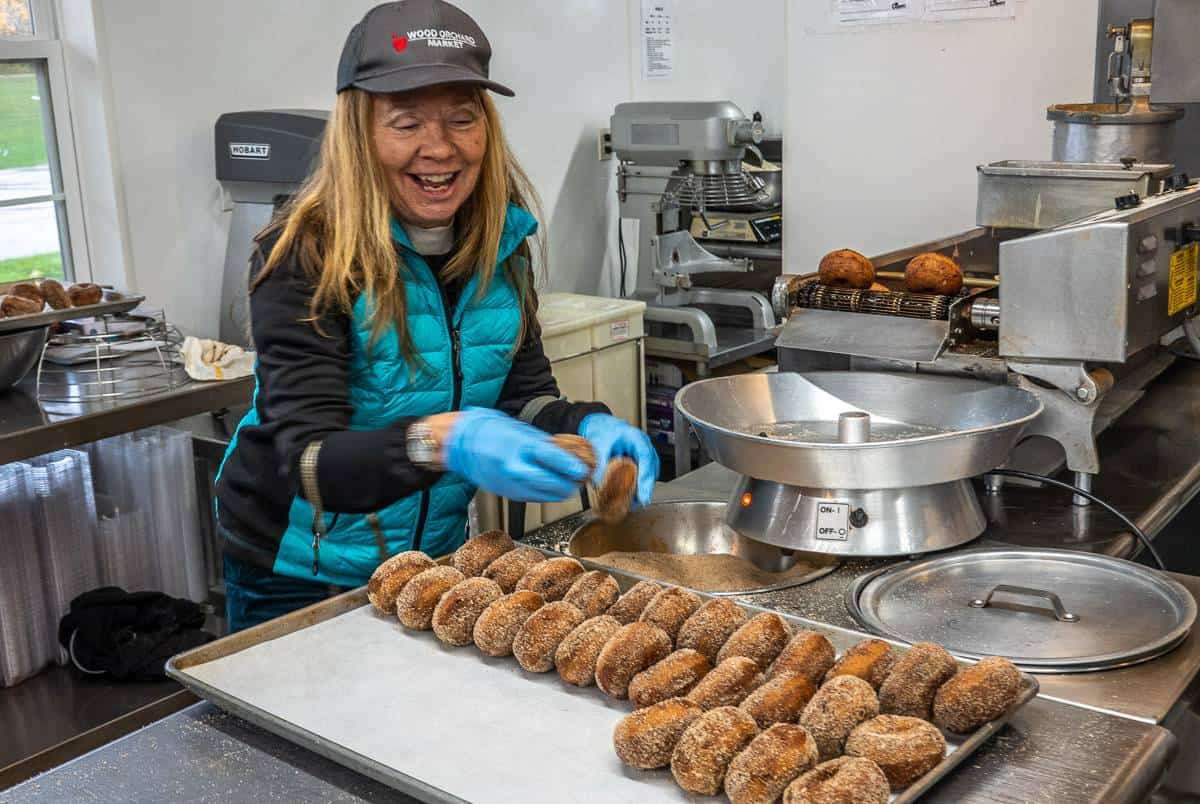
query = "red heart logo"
xmin=392 ymin=33 xmax=408 ymax=52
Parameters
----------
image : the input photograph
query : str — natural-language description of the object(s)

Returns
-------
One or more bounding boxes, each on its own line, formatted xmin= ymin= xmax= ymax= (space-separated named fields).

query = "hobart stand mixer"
xmin=676 ymin=372 xmax=1042 ymax=557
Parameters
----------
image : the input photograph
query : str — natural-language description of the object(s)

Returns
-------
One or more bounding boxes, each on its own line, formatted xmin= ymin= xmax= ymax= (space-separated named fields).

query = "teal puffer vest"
xmin=232 ymin=204 xmax=533 ymax=586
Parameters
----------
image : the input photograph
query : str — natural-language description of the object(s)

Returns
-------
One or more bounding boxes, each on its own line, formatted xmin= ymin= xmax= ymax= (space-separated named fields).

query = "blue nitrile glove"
xmin=578 ymin=413 xmax=659 ymax=510
xmin=445 ymin=407 xmax=590 ymax=503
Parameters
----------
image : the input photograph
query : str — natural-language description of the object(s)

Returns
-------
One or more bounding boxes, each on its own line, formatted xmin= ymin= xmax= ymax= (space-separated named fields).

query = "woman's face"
xmin=372 ymin=85 xmax=487 ymax=228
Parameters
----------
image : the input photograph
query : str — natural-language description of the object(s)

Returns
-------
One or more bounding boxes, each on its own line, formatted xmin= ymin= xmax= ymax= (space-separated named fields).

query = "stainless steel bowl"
xmin=676 ymin=372 xmax=1042 ymax=489
xmin=567 ymin=501 xmax=839 ymax=595
xmin=0 ymin=326 xmax=47 ymax=393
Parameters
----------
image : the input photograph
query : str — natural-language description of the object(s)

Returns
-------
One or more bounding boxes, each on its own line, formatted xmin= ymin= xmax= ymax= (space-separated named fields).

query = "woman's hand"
xmin=443 ymin=408 xmax=591 ymax=502
xmin=578 ymin=414 xmax=659 ymax=510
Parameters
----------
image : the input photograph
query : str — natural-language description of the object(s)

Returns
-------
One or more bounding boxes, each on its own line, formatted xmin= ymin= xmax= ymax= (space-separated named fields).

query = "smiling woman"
xmin=213 ymin=0 xmax=658 ymax=633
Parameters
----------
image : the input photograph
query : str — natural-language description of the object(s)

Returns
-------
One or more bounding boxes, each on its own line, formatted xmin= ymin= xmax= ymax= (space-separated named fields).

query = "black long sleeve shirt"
xmin=214 ymin=238 xmax=606 ymax=567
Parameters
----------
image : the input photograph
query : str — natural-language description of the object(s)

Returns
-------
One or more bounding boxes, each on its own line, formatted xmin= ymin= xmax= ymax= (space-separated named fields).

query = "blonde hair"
xmin=252 ymin=88 xmax=543 ymax=364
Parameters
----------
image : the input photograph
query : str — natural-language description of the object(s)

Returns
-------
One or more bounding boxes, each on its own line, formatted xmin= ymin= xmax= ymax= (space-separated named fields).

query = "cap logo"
xmin=392 ymin=33 xmax=409 ymax=52
xmin=405 ymin=27 xmax=477 ymax=49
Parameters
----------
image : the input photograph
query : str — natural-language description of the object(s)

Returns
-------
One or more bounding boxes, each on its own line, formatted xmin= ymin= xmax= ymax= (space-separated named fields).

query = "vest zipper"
xmin=412 ymin=280 xmax=464 ymax=552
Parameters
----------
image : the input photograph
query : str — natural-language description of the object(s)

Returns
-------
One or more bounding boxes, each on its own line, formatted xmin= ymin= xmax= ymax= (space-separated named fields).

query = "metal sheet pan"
xmin=167 ymin=554 xmax=1038 ymax=803
xmin=0 ymin=291 xmax=146 ymax=335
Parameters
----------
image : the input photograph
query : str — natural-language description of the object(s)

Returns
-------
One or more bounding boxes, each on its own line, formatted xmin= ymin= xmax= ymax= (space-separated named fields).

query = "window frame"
xmin=0 ymin=0 xmax=90 ymax=284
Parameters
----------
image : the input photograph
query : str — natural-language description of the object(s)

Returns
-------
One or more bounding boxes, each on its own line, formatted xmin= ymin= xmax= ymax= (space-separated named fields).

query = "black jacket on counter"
xmin=214 ymin=235 xmax=606 ymax=571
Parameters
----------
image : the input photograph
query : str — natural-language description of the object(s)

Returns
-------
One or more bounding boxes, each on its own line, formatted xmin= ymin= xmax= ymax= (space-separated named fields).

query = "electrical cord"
xmin=985 ymin=468 xmax=1166 ymax=571
xmin=617 ymin=219 xmax=627 ymax=298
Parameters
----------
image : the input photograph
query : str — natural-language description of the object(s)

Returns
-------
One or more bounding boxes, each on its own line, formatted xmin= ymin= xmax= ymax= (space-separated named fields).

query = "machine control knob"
xmin=1115 ymin=193 xmax=1142 ymax=210
xmin=1138 ymin=235 xmax=1158 ymax=254
xmin=1165 ymin=173 xmax=1192 ymax=192
xmin=849 ymin=508 xmax=869 ymax=528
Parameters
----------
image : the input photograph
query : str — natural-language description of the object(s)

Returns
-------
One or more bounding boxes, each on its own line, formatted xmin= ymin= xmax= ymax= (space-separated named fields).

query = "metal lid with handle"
xmin=846 ymin=548 xmax=1196 ymax=674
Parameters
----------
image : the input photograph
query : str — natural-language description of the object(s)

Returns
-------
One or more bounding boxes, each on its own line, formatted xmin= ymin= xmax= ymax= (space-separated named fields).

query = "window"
xmin=0 ymin=0 xmax=86 ymax=284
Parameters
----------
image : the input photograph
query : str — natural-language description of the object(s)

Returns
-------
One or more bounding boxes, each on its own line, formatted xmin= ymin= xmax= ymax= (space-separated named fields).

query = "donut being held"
xmin=639 ymin=586 xmax=701 ymax=643
xmin=823 ymin=638 xmax=899 ymax=690
xmin=512 ymin=601 xmax=586 ymax=673
xmin=367 ymin=551 xmax=435 ymax=614
xmin=431 ymin=576 xmax=503 ymax=647
xmin=904 ymin=252 xmax=963 ymax=295
xmin=515 ymin=556 xmax=585 ymax=602
xmin=818 ymin=249 xmax=875 ymax=290
xmin=613 ymin=696 xmax=704 ymax=770
xmin=844 ymin=714 xmax=946 ymax=790
xmin=879 ymin=642 xmax=958 ymax=720
xmin=725 ymin=723 xmax=819 ymax=804
xmin=551 ymin=433 xmax=597 ymax=475
xmin=38 ymin=279 xmax=70 ymax=310
xmin=452 ymin=530 xmax=514 ymax=577
xmin=595 ymin=621 xmax=673 ymax=699
xmin=595 ymin=456 xmax=638 ymax=524
xmin=472 ymin=590 xmax=544 ymax=657
xmin=395 ymin=566 xmax=465 ymax=630
xmin=769 ymin=631 xmax=836 ymax=685
xmin=670 ymin=706 xmax=760 ymax=796
xmin=562 ymin=570 xmax=620 ymax=618
xmin=677 ymin=598 xmax=748 ymax=664
xmin=933 ymin=656 xmax=1021 ymax=733
xmin=782 ymin=756 xmax=890 ymax=804
xmin=739 ymin=672 xmax=817 ymax=729
xmin=717 ymin=612 xmax=792 ymax=671
xmin=605 ymin=579 xmax=662 ymax=624
xmin=628 ymin=648 xmax=712 ymax=708
xmin=799 ymin=674 xmax=880 ymax=761
xmin=482 ymin=546 xmax=545 ymax=593
xmin=555 ymin=614 xmax=623 ymax=687
xmin=686 ymin=655 xmax=763 ymax=710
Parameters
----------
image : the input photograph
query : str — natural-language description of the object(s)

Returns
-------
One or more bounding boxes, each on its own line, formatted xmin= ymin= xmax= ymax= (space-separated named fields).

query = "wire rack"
xmin=35 ymin=310 xmax=187 ymax=413
xmin=671 ymin=170 xmax=767 ymax=210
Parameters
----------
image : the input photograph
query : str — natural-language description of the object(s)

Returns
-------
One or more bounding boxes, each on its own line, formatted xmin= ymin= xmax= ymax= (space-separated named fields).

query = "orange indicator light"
xmin=740 ymin=492 xmax=753 ymax=507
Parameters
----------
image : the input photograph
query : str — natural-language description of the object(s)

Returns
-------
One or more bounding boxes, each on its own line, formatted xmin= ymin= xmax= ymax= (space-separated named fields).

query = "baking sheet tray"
xmin=0 ymin=290 xmax=146 ymax=334
xmin=168 ymin=562 xmax=1038 ymax=803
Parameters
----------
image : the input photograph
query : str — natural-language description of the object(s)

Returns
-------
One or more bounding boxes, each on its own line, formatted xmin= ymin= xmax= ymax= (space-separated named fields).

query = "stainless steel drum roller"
xmin=675 ymin=372 xmax=1043 ymax=557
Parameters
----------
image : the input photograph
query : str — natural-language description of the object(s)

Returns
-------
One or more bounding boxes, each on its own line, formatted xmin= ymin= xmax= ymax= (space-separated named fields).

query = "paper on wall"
xmin=641 ymin=0 xmax=673 ymax=79
xmin=835 ymin=0 xmax=922 ymax=26
xmin=924 ymin=0 xmax=1015 ymax=21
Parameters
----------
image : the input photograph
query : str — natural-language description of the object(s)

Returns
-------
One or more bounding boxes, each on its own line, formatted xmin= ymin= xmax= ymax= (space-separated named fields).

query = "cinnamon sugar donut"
xmin=512 ymin=601 xmax=585 ymax=673
xmin=639 ymin=586 xmax=702 ymax=642
xmin=932 ymin=656 xmax=1021 ymax=734
xmin=482 ymin=546 xmax=545 ymax=593
xmin=431 ymin=577 xmax=503 ymax=646
xmin=879 ymin=642 xmax=958 ymax=720
xmin=472 ymin=590 xmax=544 ymax=657
xmin=451 ymin=530 xmax=515 ymax=577
xmin=844 ymin=715 xmax=946 ymax=790
xmin=686 ymin=655 xmax=763 ymax=710
xmin=394 ymin=566 xmax=464 ymax=630
xmin=515 ymin=556 xmax=585 ymax=602
xmin=799 ymin=675 xmax=880 ymax=761
xmin=606 ymin=580 xmax=662 ymax=624
xmin=550 ymin=433 xmax=597 ymax=475
xmin=595 ymin=456 xmax=638 ymax=524
xmin=769 ymin=631 xmax=837 ymax=685
xmin=717 ymin=612 xmax=792 ymax=671
xmin=783 ymin=757 xmax=890 ymax=804
xmin=595 ymin=621 xmax=673 ymax=699
xmin=725 ymin=723 xmax=819 ymax=804
xmin=367 ymin=551 xmax=435 ymax=614
xmin=555 ymin=614 xmax=623 ymax=687
xmin=628 ymin=648 xmax=711 ymax=708
xmin=824 ymin=638 xmax=899 ymax=690
xmin=671 ymin=706 xmax=760 ymax=796
xmin=613 ymin=697 xmax=704 ymax=770
xmin=739 ymin=672 xmax=817 ymax=729
xmin=677 ymin=598 xmax=748 ymax=664
xmin=562 ymin=570 xmax=620 ymax=618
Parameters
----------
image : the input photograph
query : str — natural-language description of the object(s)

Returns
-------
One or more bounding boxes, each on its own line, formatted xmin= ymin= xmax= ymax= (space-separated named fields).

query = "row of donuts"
xmin=365 ymin=532 xmax=1022 ymax=803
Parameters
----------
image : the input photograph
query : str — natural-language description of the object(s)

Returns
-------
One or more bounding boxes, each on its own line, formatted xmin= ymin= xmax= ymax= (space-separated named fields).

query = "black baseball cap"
xmin=336 ymin=0 xmax=514 ymax=97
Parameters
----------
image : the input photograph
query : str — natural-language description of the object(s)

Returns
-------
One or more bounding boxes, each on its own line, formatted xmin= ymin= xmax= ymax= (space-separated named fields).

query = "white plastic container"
xmin=475 ymin=293 xmax=646 ymax=534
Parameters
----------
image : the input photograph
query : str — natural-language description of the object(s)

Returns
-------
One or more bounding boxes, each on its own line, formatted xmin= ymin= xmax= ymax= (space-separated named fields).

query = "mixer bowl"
xmin=676 ymin=372 xmax=1042 ymax=490
xmin=0 ymin=327 xmax=47 ymax=393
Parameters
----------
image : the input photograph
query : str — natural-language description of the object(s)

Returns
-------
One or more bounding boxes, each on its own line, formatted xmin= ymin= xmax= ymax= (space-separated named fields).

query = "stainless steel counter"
xmin=0 ymin=374 xmax=253 ymax=465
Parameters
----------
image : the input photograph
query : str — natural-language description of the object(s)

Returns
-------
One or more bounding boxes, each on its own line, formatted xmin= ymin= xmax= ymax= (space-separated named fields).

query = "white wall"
xmin=89 ymin=0 xmax=786 ymax=337
xmin=784 ymin=0 xmax=1100 ymax=269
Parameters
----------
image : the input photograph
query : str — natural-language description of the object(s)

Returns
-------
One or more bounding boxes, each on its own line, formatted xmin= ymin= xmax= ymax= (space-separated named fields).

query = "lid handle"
xmin=968 ymin=584 xmax=1080 ymax=623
